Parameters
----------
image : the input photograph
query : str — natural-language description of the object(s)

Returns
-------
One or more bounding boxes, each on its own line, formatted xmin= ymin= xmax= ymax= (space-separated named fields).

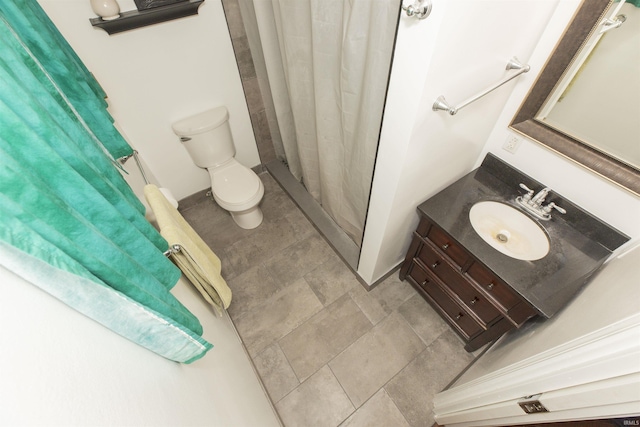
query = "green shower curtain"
xmin=0 ymin=0 xmax=212 ymax=363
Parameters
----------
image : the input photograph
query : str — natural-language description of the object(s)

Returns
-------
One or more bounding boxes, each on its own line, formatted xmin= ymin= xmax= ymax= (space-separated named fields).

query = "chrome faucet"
xmin=516 ymin=184 xmax=566 ymax=220
xmin=530 ymin=187 xmax=550 ymax=205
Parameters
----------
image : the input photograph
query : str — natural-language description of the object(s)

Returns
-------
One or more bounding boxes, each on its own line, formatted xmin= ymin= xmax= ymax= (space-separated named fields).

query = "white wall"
xmin=38 ymin=0 xmax=260 ymax=201
xmin=0 ymin=263 xmax=280 ymax=426
xmin=358 ymin=0 xmax=560 ymax=284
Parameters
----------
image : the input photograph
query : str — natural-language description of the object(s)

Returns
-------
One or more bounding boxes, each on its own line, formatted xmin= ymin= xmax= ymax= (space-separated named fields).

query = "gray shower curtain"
xmin=256 ymin=0 xmax=400 ymax=245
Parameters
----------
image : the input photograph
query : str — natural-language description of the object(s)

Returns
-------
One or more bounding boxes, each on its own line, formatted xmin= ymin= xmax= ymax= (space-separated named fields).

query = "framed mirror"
xmin=510 ymin=0 xmax=640 ymax=195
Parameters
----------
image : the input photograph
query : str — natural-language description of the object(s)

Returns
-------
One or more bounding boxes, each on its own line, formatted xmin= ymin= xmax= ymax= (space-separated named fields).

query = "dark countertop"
xmin=417 ymin=153 xmax=629 ymax=318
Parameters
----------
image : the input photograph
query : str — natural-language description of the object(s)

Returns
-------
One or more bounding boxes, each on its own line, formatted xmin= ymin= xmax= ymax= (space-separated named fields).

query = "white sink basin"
xmin=469 ymin=201 xmax=549 ymax=261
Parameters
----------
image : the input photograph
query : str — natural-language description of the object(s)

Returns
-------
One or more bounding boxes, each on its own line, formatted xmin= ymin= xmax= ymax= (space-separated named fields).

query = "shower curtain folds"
xmin=0 ymin=0 xmax=131 ymax=159
xmin=0 ymin=0 xmax=211 ymax=363
xmin=264 ymin=0 xmax=400 ymax=246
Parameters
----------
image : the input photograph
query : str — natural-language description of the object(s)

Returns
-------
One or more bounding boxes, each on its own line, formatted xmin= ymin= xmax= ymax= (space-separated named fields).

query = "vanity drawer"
xmin=426 ymin=225 xmax=469 ymax=268
xmin=408 ymin=261 xmax=482 ymax=339
xmin=466 ymin=262 xmax=523 ymax=311
xmin=406 ymin=258 xmax=433 ymax=292
xmin=423 ymin=277 xmax=483 ymax=340
xmin=417 ymin=244 xmax=500 ymax=325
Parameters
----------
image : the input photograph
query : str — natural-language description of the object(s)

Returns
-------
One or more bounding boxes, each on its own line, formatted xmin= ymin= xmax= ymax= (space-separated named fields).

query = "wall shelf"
xmin=90 ymin=0 xmax=204 ymax=35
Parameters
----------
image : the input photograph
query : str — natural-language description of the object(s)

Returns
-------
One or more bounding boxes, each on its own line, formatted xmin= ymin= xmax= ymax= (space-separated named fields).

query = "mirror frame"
xmin=510 ymin=0 xmax=640 ymax=196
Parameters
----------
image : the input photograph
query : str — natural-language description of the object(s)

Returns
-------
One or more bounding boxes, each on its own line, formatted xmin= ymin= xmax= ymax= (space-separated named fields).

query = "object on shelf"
xmin=90 ymin=0 xmax=120 ymax=20
xmin=134 ymin=0 xmax=187 ymax=11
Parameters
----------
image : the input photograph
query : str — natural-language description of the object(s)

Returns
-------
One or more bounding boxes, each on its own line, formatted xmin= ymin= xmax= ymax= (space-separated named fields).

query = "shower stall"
xmin=227 ymin=0 xmax=402 ymax=269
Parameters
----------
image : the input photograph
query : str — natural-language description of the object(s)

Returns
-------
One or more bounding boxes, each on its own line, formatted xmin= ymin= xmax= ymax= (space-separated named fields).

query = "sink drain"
xmin=495 ymin=232 xmax=509 ymax=243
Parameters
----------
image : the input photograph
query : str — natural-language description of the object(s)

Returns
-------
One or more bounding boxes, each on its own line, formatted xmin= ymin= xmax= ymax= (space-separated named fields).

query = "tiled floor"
xmin=180 ymin=172 xmax=476 ymax=427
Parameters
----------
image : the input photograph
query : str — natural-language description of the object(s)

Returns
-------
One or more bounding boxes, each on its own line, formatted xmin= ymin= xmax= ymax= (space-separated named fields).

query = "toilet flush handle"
xmin=180 ymin=137 xmax=191 ymax=142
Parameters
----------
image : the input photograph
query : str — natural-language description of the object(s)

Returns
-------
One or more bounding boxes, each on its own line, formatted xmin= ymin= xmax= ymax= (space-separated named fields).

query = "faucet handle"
xmin=543 ymin=202 xmax=566 ymax=215
xmin=519 ymin=183 xmax=534 ymax=201
xmin=519 ymin=183 xmax=534 ymax=193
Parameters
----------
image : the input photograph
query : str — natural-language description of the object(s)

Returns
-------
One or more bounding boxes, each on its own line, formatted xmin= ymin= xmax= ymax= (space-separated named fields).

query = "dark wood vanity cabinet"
xmin=399 ymin=215 xmax=538 ymax=352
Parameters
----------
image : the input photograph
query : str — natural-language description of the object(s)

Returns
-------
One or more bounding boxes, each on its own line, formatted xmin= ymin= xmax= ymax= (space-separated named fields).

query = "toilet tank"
xmin=172 ymin=106 xmax=235 ymax=169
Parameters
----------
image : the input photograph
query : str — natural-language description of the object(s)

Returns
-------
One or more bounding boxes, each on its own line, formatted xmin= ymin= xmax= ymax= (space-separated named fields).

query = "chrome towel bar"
xmin=433 ymin=57 xmax=530 ymax=116
xmin=118 ymin=150 xmax=150 ymax=185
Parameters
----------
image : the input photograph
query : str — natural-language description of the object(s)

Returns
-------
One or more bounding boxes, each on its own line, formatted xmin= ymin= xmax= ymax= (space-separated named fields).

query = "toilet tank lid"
xmin=172 ymin=106 xmax=229 ymax=136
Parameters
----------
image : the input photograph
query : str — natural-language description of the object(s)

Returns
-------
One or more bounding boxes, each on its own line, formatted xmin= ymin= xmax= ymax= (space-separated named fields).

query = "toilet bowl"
xmin=209 ymin=159 xmax=264 ymax=229
xmin=172 ymin=107 xmax=264 ymax=229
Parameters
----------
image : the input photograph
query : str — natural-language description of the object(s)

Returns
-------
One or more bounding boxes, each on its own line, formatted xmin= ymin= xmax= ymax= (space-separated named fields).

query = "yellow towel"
xmin=144 ymin=184 xmax=231 ymax=314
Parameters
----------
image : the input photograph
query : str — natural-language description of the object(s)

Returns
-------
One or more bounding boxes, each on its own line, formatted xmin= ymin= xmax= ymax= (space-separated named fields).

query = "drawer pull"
xmin=470 ymin=297 xmax=479 ymax=305
xmin=487 ymin=282 xmax=495 ymax=290
xmin=441 ymin=243 xmax=450 ymax=250
xmin=455 ymin=313 xmax=463 ymax=320
xmin=431 ymin=261 xmax=440 ymax=269
xmin=421 ymin=279 xmax=429 ymax=286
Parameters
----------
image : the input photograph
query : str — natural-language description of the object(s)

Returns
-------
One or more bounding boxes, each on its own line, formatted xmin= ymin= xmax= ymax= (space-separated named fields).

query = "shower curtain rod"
xmin=402 ymin=0 xmax=432 ymax=20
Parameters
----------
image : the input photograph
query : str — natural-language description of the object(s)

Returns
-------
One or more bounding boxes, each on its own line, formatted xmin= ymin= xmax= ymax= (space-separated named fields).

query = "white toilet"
xmin=172 ymin=106 xmax=264 ymax=229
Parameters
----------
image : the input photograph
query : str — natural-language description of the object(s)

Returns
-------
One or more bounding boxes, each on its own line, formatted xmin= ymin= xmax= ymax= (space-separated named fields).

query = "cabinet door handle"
xmin=431 ymin=261 xmax=440 ymax=269
xmin=455 ymin=313 xmax=463 ymax=320
xmin=470 ymin=297 xmax=479 ymax=305
xmin=441 ymin=243 xmax=450 ymax=250
xmin=487 ymin=282 xmax=495 ymax=290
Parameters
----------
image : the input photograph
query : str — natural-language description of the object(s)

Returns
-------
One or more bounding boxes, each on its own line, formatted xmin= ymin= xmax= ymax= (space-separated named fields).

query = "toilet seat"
xmin=209 ymin=160 xmax=263 ymax=211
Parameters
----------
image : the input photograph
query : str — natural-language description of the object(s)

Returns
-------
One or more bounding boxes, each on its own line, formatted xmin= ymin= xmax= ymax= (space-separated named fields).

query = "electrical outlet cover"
xmin=503 ymin=135 xmax=521 ymax=153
